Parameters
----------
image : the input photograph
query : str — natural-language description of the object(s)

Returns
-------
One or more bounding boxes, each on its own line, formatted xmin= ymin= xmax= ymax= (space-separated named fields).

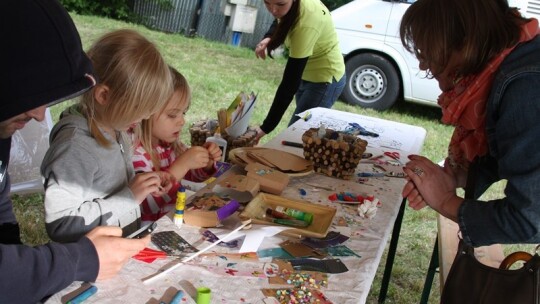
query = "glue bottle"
xmin=206 ymin=133 xmax=227 ymax=162
xmin=274 ymin=206 xmax=313 ymax=224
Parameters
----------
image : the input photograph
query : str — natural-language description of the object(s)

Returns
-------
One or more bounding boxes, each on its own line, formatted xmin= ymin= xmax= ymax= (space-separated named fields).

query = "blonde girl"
xmin=41 ymin=29 xmax=174 ymax=242
xmin=132 ymin=67 xmax=222 ymax=221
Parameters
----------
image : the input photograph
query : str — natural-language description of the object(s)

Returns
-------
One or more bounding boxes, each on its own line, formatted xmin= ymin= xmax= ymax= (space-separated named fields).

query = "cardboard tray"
xmin=240 ymin=193 xmax=336 ymax=238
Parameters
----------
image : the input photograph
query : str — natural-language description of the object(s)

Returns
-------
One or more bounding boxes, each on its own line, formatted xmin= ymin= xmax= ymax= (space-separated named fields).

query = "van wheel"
xmin=342 ymin=53 xmax=400 ymax=110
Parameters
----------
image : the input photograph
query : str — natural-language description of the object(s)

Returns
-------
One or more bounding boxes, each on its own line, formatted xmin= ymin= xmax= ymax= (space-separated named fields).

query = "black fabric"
xmin=0 ymin=0 xmax=95 ymax=122
xmin=0 ymin=223 xmax=22 ymax=244
xmin=264 ymin=19 xmax=278 ymax=38
xmin=260 ymin=57 xmax=308 ymax=134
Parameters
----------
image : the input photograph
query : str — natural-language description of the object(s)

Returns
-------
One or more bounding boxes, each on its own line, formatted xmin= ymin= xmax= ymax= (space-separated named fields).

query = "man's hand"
xmin=85 ymin=226 xmax=149 ymax=280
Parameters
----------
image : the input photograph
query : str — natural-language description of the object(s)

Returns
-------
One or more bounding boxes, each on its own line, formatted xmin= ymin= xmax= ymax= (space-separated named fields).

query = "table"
xmin=47 ymin=107 xmax=426 ymax=304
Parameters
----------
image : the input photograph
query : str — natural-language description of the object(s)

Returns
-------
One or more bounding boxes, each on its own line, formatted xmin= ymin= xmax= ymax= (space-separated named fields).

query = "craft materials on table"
xmin=133 ymin=247 xmax=168 ymax=263
xmin=142 ymin=220 xmax=251 ymax=284
xmin=151 ymin=231 xmax=198 ymax=256
xmin=300 ymin=111 xmax=312 ymax=121
xmin=281 ymin=140 xmax=304 ymax=148
xmin=301 ymin=127 xmax=368 ymax=180
xmin=202 ymin=229 xmax=239 ymax=248
xmin=169 ymin=290 xmax=184 ymax=304
xmin=174 ymin=186 xmax=186 ymax=227
xmin=301 ymin=231 xmax=349 ymax=248
xmin=196 ymin=287 xmax=212 ymax=304
xmin=344 ymin=122 xmax=379 ymax=137
xmin=193 ymin=254 xmax=279 ymax=278
xmin=289 ymin=258 xmax=349 ymax=274
xmin=240 ymin=193 xmax=336 ymax=239
xmin=383 ymin=151 xmax=402 ymax=165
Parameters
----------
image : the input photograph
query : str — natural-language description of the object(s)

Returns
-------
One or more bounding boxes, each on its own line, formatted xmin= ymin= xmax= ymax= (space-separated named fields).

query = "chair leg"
xmin=378 ymin=198 xmax=407 ymax=303
xmin=420 ymin=236 xmax=439 ymax=304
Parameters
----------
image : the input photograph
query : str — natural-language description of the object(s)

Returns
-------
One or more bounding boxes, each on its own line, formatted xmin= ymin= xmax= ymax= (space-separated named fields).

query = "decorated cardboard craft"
xmin=212 ymin=174 xmax=260 ymax=203
xmin=184 ymin=195 xmax=241 ymax=228
xmin=245 ymin=163 xmax=289 ymax=195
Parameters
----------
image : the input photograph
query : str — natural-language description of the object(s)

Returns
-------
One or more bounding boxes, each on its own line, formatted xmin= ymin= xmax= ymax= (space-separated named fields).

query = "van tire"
xmin=342 ymin=53 xmax=400 ymax=110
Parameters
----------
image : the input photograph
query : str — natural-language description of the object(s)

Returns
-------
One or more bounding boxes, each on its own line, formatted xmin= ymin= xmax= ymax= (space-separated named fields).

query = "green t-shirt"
xmin=284 ymin=0 xmax=345 ymax=83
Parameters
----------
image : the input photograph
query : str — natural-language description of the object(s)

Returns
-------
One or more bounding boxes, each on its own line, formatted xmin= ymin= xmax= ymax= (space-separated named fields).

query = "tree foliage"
xmin=59 ymin=0 xmax=134 ymax=21
xmin=58 ymin=0 xmax=351 ymax=22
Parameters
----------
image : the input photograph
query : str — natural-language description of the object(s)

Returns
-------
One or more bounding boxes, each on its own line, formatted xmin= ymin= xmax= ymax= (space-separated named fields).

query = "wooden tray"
xmin=229 ymin=147 xmax=313 ymax=177
xmin=240 ymin=193 xmax=336 ymax=238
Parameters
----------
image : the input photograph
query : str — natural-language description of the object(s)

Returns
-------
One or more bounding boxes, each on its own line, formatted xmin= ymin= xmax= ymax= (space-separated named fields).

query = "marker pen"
xmin=170 ymin=290 xmax=184 ymax=304
xmin=281 ymin=140 xmax=303 ymax=148
xmin=67 ymin=285 xmax=97 ymax=304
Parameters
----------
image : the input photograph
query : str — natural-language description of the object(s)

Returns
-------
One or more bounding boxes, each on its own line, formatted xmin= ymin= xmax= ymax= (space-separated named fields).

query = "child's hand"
xmin=154 ymin=171 xmax=176 ymax=194
xmin=129 ymin=172 xmax=161 ymax=203
xmin=203 ymin=142 xmax=222 ymax=164
xmin=178 ymin=146 xmax=211 ymax=170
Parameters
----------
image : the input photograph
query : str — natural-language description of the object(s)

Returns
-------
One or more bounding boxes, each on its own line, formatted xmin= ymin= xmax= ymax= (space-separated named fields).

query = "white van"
xmin=332 ymin=0 xmax=540 ymax=110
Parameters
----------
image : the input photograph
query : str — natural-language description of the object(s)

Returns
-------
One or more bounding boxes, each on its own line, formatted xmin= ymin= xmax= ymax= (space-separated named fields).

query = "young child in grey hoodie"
xmin=41 ymin=29 xmax=175 ymax=242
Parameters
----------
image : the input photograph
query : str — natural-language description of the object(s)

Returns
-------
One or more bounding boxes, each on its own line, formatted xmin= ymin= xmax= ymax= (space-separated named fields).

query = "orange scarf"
xmin=439 ymin=19 xmax=539 ymax=170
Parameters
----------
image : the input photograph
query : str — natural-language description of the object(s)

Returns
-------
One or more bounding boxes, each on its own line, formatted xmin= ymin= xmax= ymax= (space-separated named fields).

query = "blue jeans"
xmin=288 ymin=74 xmax=346 ymax=126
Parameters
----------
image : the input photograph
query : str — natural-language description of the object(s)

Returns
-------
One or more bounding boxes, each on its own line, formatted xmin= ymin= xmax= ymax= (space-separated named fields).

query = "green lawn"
xmin=11 ymin=12 xmax=525 ymax=304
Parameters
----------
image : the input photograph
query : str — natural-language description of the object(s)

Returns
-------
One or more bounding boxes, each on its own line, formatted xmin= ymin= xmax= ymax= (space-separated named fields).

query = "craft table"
xmin=47 ymin=107 xmax=426 ymax=304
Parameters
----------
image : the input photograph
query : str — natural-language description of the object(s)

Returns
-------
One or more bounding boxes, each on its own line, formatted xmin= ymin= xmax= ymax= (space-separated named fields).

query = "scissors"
xmin=384 ymin=151 xmax=402 ymax=165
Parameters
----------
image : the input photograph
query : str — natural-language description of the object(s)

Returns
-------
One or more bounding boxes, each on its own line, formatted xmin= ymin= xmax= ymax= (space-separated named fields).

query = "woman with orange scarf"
xmin=400 ymin=0 xmax=540 ymax=246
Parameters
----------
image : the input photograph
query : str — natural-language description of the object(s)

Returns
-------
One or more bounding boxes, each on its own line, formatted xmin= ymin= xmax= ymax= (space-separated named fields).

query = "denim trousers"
xmin=288 ymin=74 xmax=346 ymax=126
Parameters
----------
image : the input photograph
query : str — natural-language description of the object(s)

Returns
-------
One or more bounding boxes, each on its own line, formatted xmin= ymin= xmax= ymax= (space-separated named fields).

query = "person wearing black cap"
xmin=0 ymin=0 xmax=149 ymax=302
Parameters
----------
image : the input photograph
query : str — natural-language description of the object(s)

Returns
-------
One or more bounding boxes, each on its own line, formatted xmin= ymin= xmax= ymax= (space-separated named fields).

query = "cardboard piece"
xmin=248 ymin=150 xmax=311 ymax=172
xmin=212 ymin=174 xmax=260 ymax=203
xmin=184 ymin=195 xmax=239 ymax=228
xmin=279 ymin=240 xmax=326 ymax=258
xmin=229 ymin=147 xmax=314 ymax=176
xmin=184 ymin=210 xmax=220 ymax=228
xmin=245 ymin=163 xmax=289 ymax=195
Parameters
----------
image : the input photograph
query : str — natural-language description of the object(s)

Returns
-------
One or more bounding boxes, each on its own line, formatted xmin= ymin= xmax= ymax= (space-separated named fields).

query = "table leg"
xmin=377 ymin=198 xmax=406 ymax=303
xmin=419 ymin=236 xmax=439 ymax=304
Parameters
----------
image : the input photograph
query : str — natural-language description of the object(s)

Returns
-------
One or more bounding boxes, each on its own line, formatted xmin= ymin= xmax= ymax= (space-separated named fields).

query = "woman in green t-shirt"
xmin=254 ymin=0 xmax=345 ymax=142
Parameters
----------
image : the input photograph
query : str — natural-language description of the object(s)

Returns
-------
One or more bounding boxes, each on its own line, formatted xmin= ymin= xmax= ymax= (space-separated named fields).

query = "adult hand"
xmin=402 ymin=155 xmax=462 ymax=219
xmin=402 ymin=178 xmax=428 ymax=210
xmin=85 ymin=226 xmax=149 ymax=281
xmin=443 ymin=157 xmax=468 ymax=188
xmin=129 ymin=172 xmax=162 ymax=203
xmin=255 ymin=38 xmax=271 ymax=60
xmin=254 ymin=126 xmax=266 ymax=145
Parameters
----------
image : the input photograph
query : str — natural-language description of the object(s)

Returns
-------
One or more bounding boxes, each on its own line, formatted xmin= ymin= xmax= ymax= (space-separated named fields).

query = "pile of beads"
xmin=279 ymin=270 xmax=328 ymax=289
xmin=273 ymin=288 xmax=330 ymax=304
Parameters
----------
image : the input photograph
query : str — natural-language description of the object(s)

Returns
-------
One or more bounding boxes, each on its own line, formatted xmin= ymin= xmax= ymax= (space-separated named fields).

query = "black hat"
xmin=0 ymin=0 xmax=95 ymax=122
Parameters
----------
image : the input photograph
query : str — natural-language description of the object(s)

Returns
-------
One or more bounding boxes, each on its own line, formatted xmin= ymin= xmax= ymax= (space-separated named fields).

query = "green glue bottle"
xmin=274 ymin=206 xmax=313 ymax=224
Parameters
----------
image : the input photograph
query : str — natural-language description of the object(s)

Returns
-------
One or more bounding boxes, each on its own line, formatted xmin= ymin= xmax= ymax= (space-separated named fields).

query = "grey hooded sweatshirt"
xmin=41 ymin=105 xmax=141 ymax=242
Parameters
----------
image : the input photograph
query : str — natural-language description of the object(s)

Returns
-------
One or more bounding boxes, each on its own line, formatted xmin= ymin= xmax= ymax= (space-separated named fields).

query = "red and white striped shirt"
xmin=132 ymin=141 xmax=215 ymax=221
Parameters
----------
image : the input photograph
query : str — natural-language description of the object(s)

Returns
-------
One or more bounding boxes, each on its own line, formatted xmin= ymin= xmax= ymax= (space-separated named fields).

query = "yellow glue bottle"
xmin=174 ymin=186 xmax=186 ymax=227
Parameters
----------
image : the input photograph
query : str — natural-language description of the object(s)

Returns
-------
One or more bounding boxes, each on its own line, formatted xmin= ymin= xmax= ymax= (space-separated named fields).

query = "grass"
xmin=11 ymin=12 xmax=533 ymax=304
